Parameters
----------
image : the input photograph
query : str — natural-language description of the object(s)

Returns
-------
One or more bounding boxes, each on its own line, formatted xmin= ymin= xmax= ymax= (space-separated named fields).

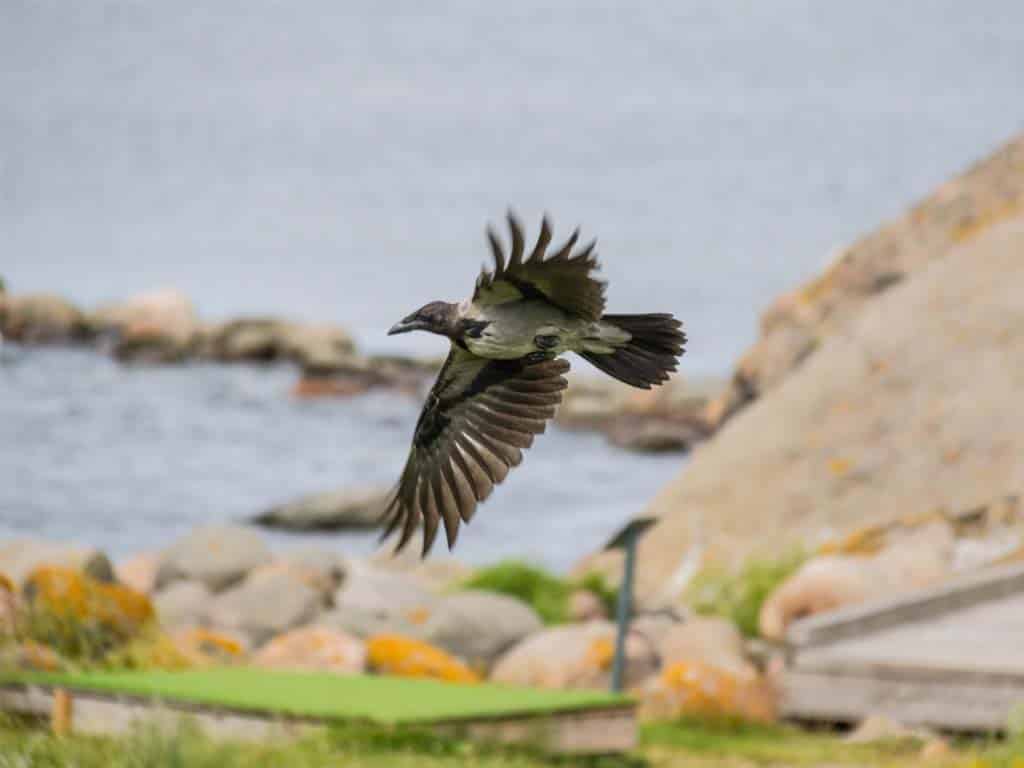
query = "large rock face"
xmin=704 ymin=133 xmax=1024 ymax=431
xmin=580 ymin=213 xmax=1024 ymax=601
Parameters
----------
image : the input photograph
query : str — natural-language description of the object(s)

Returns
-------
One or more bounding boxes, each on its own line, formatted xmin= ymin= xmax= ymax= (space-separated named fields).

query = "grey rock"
xmin=154 ymin=580 xmax=212 ymax=631
xmin=0 ymin=539 xmax=114 ymax=587
xmin=156 ymin=525 xmax=272 ymax=592
xmin=422 ymin=590 xmax=542 ymax=669
xmin=252 ymin=488 xmax=386 ymax=532
xmin=206 ymin=569 xmax=321 ymax=647
xmin=328 ymin=561 xmax=438 ymax=638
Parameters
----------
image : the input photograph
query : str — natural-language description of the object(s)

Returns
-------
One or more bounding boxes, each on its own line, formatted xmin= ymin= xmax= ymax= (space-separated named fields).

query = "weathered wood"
xmin=0 ymin=683 xmax=636 ymax=755
xmin=782 ymin=669 xmax=1024 ymax=732
xmin=787 ymin=562 xmax=1024 ymax=648
xmin=782 ymin=562 xmax=1024 ymax=732
xmin=51 ymin=688 xmax=72 ymax=736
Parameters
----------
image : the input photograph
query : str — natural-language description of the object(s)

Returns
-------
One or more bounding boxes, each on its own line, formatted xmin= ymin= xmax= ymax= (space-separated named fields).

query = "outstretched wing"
xmin=473 ymin=212 xmax=607 ymax=321
xmin=381 ymin=347 xmax=570 ymax=556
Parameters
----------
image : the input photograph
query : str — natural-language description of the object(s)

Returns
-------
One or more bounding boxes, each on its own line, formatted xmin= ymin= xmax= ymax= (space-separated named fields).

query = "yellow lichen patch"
xmin=951 ymin=197 xmax=1023 ymax=244
xmin=826 ymin=457 xmax=852 ymax=478
xmin=584 ymin=636 xmax=615 ymax=672
xmin=817 ymin=525 xmax=887 ymax=556
xmin=0 ymin=572 xmax=13 ymax=594
xmin=365 ymin=634 xmax=479 ymax=684
xmin=640 ymin=660 xmax=776 ymax=723
xmin=172 ymin=627 xmax=247 ymax=666
xmin=405 ymin=606 xmax=432 ymax=625
xmin=107 ymin=632 xmax=194 ymax=670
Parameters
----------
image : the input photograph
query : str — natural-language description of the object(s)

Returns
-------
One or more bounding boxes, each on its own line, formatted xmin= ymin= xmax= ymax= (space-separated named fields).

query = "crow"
xmin=383 ymin=212 xmax=686 ymax=555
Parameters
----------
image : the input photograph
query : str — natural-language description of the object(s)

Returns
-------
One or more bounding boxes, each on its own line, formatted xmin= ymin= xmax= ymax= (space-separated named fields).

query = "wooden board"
xmin=782 ymin=563 xmax=1024 ymax=732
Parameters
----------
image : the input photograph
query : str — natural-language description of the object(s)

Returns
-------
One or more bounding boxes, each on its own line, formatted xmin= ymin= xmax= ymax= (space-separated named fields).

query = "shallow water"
xmin=0 ymin=345 xmax=681 ymax=569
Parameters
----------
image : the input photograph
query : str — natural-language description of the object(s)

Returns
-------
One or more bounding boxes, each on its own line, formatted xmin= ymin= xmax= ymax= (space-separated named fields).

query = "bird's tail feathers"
xmin=579 ymin=313 xmax=685 ymax=389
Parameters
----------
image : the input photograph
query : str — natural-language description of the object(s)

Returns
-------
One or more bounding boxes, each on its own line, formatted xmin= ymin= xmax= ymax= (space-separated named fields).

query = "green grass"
xmin=0 ymin=718 xmax=634 ymax=768
xmin=3 ymin=715 xmax=1023 ymax=768
xmin=458 ymin=560 xmax=618 ymax=625
xmin=685 ymin=550 xmax=807 ymax=637
xmin=0 ymin=668 xmax=628 ymax=725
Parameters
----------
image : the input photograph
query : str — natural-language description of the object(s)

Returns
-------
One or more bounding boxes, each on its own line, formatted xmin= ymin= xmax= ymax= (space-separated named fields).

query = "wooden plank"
xmin=0 ymin=684 xmax=635 ymax=755
xmin=787 ymin=562 xmax=1024 ymax=648
xmin=782 ymin=668 xmax=1024 ymax=732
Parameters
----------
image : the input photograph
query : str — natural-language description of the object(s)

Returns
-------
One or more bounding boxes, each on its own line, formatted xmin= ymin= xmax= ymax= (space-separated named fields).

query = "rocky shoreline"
xmin=0 ymin=526 xmax=776 ymax=724
xmin=0 ymin=284 xmax=716 ymax=454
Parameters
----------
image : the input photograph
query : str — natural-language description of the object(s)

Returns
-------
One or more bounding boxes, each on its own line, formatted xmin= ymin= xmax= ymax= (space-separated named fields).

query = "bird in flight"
xmin=383 ymin=212 xmax=686 ymax=555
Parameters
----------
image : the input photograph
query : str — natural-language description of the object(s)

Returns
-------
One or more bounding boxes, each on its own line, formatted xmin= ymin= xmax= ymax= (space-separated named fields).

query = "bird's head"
xmin=388 ymin=301 xmax=458 ymax=338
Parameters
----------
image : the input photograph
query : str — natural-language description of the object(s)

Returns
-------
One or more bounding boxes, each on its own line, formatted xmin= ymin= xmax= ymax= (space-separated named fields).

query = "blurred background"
xmin=2 ymin=2 xmax=1023 ymax=567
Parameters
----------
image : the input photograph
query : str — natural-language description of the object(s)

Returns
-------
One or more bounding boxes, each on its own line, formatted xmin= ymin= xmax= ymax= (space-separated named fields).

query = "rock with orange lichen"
xmin=170 ymin=627 xmax=249 ymax=666
xmin=489 ymin=620 xmax=657 ymax=690
xmin=0 ymin=641 xmax=66 ymax=672
xmin=639 ymin=660 xmax=777 ymax=723
xmin=254 ymin=627 xmax=365 ymax=674
xmin=20 ymin=565 xmax=155 ymax=658
xmin=115 ymin=551 xmax=162 ymax=595
xmin=365 ymin=634 xmax=479 ymax=683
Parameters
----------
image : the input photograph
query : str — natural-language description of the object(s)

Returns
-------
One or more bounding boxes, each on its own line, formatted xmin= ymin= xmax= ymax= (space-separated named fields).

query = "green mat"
xmin=0 ymin=669 xmax=630 ymax=725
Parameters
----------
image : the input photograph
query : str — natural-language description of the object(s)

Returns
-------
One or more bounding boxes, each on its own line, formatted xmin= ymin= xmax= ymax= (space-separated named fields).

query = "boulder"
xmin=23 ymin=566 xmax=155 ymax=648
xmin=490 ymin=620 xmax=658 ymax=690
xmin=638 ymin=660 xmax=777 ymax=723
xmin=115 ymin=551 xmax=161 ymax=595
xmin=206 ymin=568 xmax=321 ymax=648
xmin=0 ymin=641 xmax=65 ymax=672
xmin=845 ymin=714 xmax=933 ymax=744
xmin=155 ymin=525 xmax=272 ymax=592
xmin=568 ymin=589 xmax=607 ymax=622
xmin=0 ymin=294 xmax=88 ymax=343
xmin=582 ymin=210 xmax=1024 ymax=600
xmin=657 ymin=617 xmax=755 ymax=679
xmin=365 ymin=634 xmax=479 ymax=683
xmin=0 ymin=539 xmax=114 ymax=587
xmin=421 ymin=591 xmax=542 ymax=669
xmin=254 ymin=626 xmax=366 ymax=674
xmin=272 ymin=547 xmax=348 ymax=606
xmin=206 ymin=317 xmax=354 ymax=367
xmin=89 ymin=288 xmax=199 ymax=363
xmin=330 ymin=561 xmax=439 ymax=638
xmin=153 ymin=580 xmax=212 ymax=631
xmin=606 ymin=419 xmax=705 ymax=453
xmin=251 ymin=487 xmax=386 ymax=531
xmin=170 ymin=626 xmax=249 ymax=666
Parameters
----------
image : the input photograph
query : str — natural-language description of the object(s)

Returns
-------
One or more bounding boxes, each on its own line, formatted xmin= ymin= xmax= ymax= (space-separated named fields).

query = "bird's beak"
xmin=387 ymin=316 xmax=426 ymax=336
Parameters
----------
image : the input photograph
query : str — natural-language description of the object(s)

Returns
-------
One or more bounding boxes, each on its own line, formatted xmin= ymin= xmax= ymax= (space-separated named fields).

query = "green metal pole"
xmin=611 ymin=530 xmax=637 ymax=693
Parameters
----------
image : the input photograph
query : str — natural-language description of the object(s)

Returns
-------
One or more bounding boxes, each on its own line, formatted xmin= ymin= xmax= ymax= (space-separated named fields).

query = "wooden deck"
xmin=781 ymin=562 xmax=1024 ymax=732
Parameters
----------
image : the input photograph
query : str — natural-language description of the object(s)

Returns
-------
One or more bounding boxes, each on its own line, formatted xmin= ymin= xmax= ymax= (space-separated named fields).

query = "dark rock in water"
xmin=0 ymin=294 xmax=91 ymax=344
xmin=204 ymin=317 xmax=355 ymax=367
xmin=251 ymin=487 xmax=387 ymax=531
xmin=607 ymin=418 xmax=708 ymax=454
xmin=291 ymin=354 xmax=437 ymax=398
xmin=88 ymin=289 xmax=200 ymax=364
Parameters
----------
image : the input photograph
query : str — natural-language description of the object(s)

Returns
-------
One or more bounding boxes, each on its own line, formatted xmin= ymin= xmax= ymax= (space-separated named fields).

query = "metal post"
xmin=610 ymin=529 xmax=637 ymax=693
